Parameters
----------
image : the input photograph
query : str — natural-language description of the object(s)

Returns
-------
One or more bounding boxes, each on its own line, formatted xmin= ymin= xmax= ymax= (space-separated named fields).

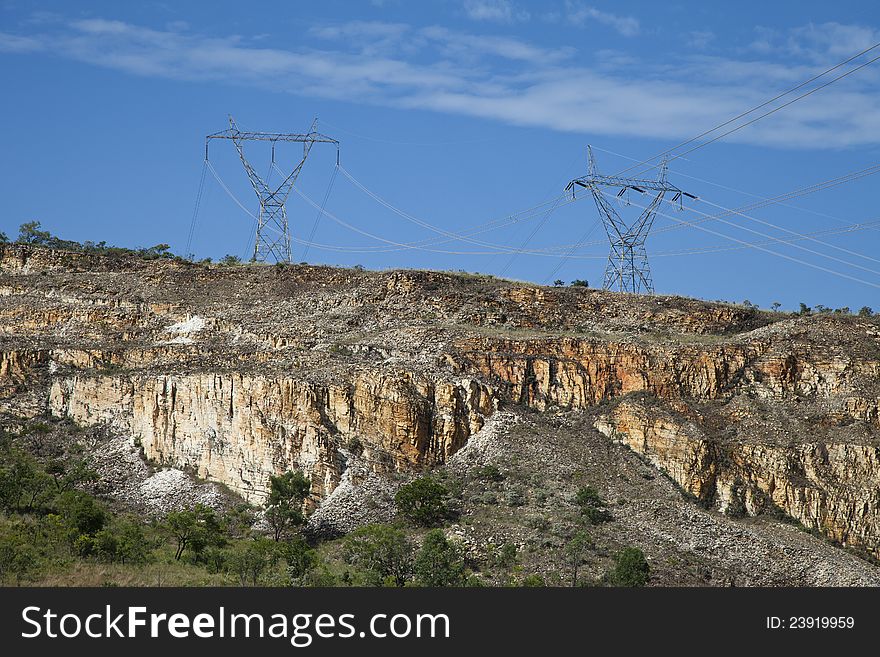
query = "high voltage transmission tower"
xmin=206 ymin=116 xmax=339 ymax=263
xmin=566 ymin=147 xmax=695 ymax=294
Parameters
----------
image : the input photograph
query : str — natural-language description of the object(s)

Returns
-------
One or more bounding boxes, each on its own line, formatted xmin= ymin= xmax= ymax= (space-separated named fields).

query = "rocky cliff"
xmin=3 ymin=243 xmax=880 ymax=563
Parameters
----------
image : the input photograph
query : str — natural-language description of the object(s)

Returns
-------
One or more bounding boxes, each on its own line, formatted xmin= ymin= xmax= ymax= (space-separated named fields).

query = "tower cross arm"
xmin=566 ymin=174 xmax=695 ymax=196
xmin=206 ymin=129 xmax=339 ymax=145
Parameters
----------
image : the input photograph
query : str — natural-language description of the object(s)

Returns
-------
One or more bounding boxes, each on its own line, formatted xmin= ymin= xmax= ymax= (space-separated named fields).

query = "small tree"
xmin=610 ymin=547 xmax=650 ymax=586
xmin=282 ymin=536 xmax=317 ymax=586
xmin=859 ymin=306 xmax=874 ymax=317
xmin=138 ymin=244 xmax=172 ymax=259
xmin=798 ymin=303 xmax=811 ymax=316
xmin=227 ymin=536 xmax=279 ymax=586
xmin=55 ymin=490 xmax=107 ymax=539
xmin=110 ymin=516 xmax=152 ymax=565
xmin=164 ymin=504 xmax=225 ymax=561
xmin=17 ymin=221 xmax=54 ymax=246
xmin=564 ymin=530 xmax=593 ymax=586
xmin=570 ymin=279 xmax=589 ymax=288
xmin=343 ymin=524 xmax=413 ymax=587
xmin=496 ymin=542 xmax=517 ymax=569
xmin=553 ymin=279 xmax=564 ymax=287
xmin=0 ymin=528 xmax=39 ymax=584
xmin=264 ymin=471 xmax=311 ymax=541
xmin=575 ymin=486 xmax=612 ymax=524
xmin=220 ymin=254 xmax=242 ymax=265
xmin=395 ymin=476 xmax=450 ymax=527
xmin=414 ymin=529 xmax=466 ymax=586
xmin=771 ymin=302 xmax=781 ymax=312
xmin=0 ymin=231 xmax=8 ymax=243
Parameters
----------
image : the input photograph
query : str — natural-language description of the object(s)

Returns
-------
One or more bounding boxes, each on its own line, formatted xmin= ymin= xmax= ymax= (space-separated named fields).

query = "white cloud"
xmin=463 ymin=0 xmax=530 ymax=24
xmin=564 ymin=2 xmax=639 ymax=37
xmin=420 ymin=25 xmax=573 ymax=63
xmin=4 ymin=18 xmax=880 ymax=149
xmin=0 ymin=31 xmax=43 ymax=52
xmin=688 ymin=30 xmax=715 ymax=50
xmin=749 ymin=22 xmax=880 ymax=61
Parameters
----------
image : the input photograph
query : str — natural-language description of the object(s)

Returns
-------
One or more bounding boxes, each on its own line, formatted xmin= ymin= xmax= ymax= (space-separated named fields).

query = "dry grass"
xmin=28 ymin=561 xmax=234 ymax=587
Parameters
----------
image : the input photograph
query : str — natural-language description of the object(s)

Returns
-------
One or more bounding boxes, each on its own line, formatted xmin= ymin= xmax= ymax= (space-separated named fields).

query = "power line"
xmin=670 ymin=51 xmax=880 ymax=163
xmin=653 ymin=194 xmax=880 ymax=276
xmin=498 ymin=197 xmax=563 ymax=277
xmin=691 ymin=195 xmax=880 ymax=266
xmin=184 ymin=160 xmax=208 ymax=259
xmin=301 ymin=163 xmax=339 ymax=261
xmin=600 ymin=189 xmax=880 ymax=290
xmin=593 ymin=144 xmax=880 ymax=238
xmin=208 ymin=157 xmax=880 ymax=267
xmin=613 ymin=40 xmax=880 ymax=177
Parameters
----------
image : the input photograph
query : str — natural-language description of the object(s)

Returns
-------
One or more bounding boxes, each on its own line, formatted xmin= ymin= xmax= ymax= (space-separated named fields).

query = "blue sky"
xmin=2 ymin=1 xmax=880 ymax=311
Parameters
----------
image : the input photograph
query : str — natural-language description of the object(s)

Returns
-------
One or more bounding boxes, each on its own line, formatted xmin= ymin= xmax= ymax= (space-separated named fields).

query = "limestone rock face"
xmin=4 ymin=244 xmax=880 ymax=557
xmin=448 ymin=337 xmax=760 ymax=408
xmin=48 ymin=370 xmax=496 ymax=503
xmin=595 ymin=399 xmax=880 ymax=557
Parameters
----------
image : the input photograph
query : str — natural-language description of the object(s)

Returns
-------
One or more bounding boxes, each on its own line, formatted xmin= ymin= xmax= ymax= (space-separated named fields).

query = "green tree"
xmin=164 ymin=504 xmax=225 ymax=561
xmin=17 ymin=221 xmax=54 ymax=246
xmin=95 ymin=516 xmax=152 ymax=565
xmin=610 ymin=547 xmax=650 ymax=587
xmin=563 ymin=530 xmax=593 ymax=586
xmin=0 ymin=231 xmax=8 ymax=243
xmin=414 ymin=529 xmax=466 ymax=586
xmin=226 ymin=536 xmax=279 ymax=586
xmin=343 ymin=524 xmax=413 ymax=587
xmin=0 ymin=447 xmax=53 ymax=513
xmin=575 ymin=486 xmax=612 ymax=525
xmin=45 ymin=456 xmax=97 ymax=493
xmin=264 ymin=471 xmax=311 ymax=541
xmin=494 ymin=542 xmax=517 ymax=569
xmin=54 ymin=490 xmax=106 ymax=538
xmin=282 ymin=536 xmax=317 ymax=586
xmin=0 ymin=525 xmax=39 ymax=584
xmin=859 ymin=306 xmax=874 ymax=317
xmin=798 ymin=303 xmax=811 ymax=315
xmin=138 ymin=244 xmax=172 ymax=259
xmin=220 ymin=254 xmax=242 ymax=265
xmin=570 ymin=279 xmax=589 ymax=288
xmin=553 ymin=279 xmax=564 ymax=287
xmin=395 ymin=476 xmax=450 ymax=527
xmin=771 ymin=302 xmax=781 ymax=312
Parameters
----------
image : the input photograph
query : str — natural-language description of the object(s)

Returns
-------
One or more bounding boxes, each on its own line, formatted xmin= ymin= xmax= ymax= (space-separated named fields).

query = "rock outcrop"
xmin=3 ymin=244 xmax=880 ymax=561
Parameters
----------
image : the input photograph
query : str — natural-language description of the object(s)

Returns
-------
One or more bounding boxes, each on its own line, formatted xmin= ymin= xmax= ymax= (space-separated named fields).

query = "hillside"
xmin=3 ymin=243 xmax=880 ymax=586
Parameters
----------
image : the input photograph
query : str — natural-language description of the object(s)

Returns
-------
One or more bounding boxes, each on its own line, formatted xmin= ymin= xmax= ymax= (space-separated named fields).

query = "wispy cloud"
xmin=3 ymin=17 xmax=880 ymax=148
xmin=462 ymin=0 xmax=531 ymax=24
xmin=687 ymin=30 xmax=715 ymax=50
xmin=563 ymin=2 xmax=640 ymax=37
xmin=0 ymin=31 xmax=43 ymax=53
xmin=749 ymin=21 xmax=880 ymax=60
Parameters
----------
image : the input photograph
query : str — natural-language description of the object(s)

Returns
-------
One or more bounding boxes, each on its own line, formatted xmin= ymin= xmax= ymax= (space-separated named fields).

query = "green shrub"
xmin=343 ymin=523 xmax=413 ymax=587
xmin=264 ymin=470 xmax=311 ymax=541
xmin=474 ymin=464 xmax=504 ymax=482
xmin=395 ymin=477 xmax=450 ymax=527
xmin=414 ymin=529 xmax=466 ymax=586
xmin=520 ymin=573 xmax=545 ymax=587
xmin=610 ymin=547 xmax=650 ymax=587
xmin=575 ymin=486 xmax=612 ymax=524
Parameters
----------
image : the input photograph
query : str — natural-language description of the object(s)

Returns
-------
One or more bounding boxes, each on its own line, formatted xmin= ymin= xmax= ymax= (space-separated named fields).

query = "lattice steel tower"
xmin=206 ymin=116 xmax=339 ymax=263
xmin=566 ymin=147 xmax=695 ymax=294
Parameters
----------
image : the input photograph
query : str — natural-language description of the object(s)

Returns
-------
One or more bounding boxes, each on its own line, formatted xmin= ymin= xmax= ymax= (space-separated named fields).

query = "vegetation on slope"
xmin=0 ymin=416 xmax=650 ymax=587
